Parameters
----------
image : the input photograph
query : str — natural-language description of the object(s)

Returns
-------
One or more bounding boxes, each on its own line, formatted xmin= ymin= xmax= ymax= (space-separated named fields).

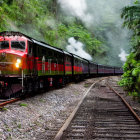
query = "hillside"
xmin=0 ymin=0 xmax=132 ymax=66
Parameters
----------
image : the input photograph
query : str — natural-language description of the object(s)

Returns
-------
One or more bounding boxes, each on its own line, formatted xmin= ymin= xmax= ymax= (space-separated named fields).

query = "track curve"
xmin=54 ymin=77 xmax=140 ymax=140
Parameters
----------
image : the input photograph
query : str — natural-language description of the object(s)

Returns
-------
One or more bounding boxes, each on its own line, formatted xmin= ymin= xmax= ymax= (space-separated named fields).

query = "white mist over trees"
xmin=0 ymin=0 xmax=134 ymax=66
xmin=57 ymin=0 xmax=92 ymax=26
xmin=58 ymin=0 xmax=133 ymax=65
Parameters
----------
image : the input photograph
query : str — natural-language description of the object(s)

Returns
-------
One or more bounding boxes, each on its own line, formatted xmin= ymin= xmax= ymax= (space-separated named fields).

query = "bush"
xmin=119 ymin=52 xmax=140 ymax=97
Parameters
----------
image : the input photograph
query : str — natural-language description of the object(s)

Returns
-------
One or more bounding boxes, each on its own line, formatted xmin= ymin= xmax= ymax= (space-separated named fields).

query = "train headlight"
xmin=15 ymin=63 xmax=20 ymax=68
xmin=15 ymin=58 xmax=21 ymax=68
xmin=17 ymin=58 xmax=21 ymax=64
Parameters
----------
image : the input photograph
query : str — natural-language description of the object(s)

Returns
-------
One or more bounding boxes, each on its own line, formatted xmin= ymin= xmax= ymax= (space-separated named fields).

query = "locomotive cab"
xmin=0 ymin=35 xmax=28 ymax=77
xmin=0 ymin=32 xmax=29 ymax=97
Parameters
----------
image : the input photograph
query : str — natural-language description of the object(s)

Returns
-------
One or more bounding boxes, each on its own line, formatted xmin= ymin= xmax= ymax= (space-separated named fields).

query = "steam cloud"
xmin=118 ymin=49 xmax=129 ymax=62
xmin=66 ymin=37 xmax=92 ymax=60
xmin=58 ymin=0 xmax=133 ymax=66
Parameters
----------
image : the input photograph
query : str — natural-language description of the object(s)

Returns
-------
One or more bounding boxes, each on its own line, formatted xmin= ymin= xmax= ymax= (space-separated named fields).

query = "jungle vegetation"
xmin=1 ymin=0 xmax=140 ymax=98
xmin=119 ymin=0 xmax=140 ymax=98
xmin=0 ymin=0 xmax=125 ymax=66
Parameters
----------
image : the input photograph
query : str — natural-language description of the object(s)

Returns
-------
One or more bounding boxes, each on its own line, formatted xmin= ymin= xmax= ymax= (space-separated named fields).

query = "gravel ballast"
xmin=0 ymin=78 xmax=99 ymax=140
xmin=0 ymin=76 xmax=140 ymax=140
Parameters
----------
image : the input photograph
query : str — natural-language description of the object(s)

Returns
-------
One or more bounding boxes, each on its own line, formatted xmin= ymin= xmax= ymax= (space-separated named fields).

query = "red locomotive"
xmin=0 ymin=31 xmax=123 ymax=98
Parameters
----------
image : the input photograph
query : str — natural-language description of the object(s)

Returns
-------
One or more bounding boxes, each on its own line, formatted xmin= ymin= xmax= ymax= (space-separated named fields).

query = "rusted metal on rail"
xmin=54 ymin=77 xmax=140 ymax=139
xmin=107 ymin=83 xmax=140 ymax=123
xmin=54 ymin=78 xmax=105 ymax=140
xmin=0 ymin=98 xmax=20 ymax=107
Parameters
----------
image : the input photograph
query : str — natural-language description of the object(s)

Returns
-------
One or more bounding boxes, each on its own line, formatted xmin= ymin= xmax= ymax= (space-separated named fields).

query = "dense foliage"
xmin=0 ymin=0 xmax=126 ymax=66
xmin=119 ymin=1 xmax=140 ymax=97
xmin=0 ymin=0 xmax=107 ymax=61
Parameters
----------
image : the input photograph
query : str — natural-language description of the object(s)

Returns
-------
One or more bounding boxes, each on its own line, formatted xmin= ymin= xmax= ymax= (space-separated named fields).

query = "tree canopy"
xmin=119 ymin=1 xmax=140 ymax=98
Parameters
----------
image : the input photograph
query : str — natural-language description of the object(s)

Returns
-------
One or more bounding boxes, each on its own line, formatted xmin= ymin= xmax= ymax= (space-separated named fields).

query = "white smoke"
xmin=58 ymin=0 xmax=92 ymax=27
xmin=118 ymin=49 xmax=129 ymax=62
xmin=58 ymin=0 xmax=133 ymax=66
xmin=66 ymin=37 xmax=92 ymax=60
xmin=58 ymin=0 xmax=132 ymax=27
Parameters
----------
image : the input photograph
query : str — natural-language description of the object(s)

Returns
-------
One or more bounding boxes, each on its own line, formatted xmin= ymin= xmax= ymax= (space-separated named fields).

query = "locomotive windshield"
xmin=11 ymin=41 xmax=25 ymax=51
xmin=0 ymin=41 xmax=9 ymax=49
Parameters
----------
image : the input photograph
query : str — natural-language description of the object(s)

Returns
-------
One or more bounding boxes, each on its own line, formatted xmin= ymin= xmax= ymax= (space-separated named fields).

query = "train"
xmin=0 ymin=31 xmax=123 ymax=98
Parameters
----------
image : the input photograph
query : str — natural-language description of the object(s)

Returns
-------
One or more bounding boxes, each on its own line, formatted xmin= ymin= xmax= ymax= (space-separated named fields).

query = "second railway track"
xmin=54 ymin=77 xmax=140 ymax=140
xmin=0 ymin=98 xmax=20 ymax=107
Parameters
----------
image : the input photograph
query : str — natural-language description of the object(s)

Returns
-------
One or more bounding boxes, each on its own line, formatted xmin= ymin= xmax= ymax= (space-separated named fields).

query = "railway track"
xmin=0 ymin=98 xmax=20 ymax=107
xmin=54 ymin=78 xmax=140 ymax=140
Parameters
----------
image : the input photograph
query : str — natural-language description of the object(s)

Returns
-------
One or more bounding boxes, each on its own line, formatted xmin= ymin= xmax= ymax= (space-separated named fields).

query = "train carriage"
xmin=31 ymin=39 xmax=64 ymax=77
xmin=114 ymin=67 xmax=123 ymax=75
xmin=98 ymin=64 xmax=104 ymax=75
xmin=0 ymin=31 xmax=123 ymax=98
xmin=104 ymin=65 xmax=114 ymax=75
xmin=82 ymin=58 xmax=89 ymax=76
xmin=89 ymin=61 xmax=98 ymax=76
xmin=72 ymin=54 xmax=85 ymax=81
xmin=63 ymin=51 xmax=72 ymax=76
xmin=73 ymin=54 xmax=82 ymax=74
xmin=63 ymin=51 xmax=73 ymax=83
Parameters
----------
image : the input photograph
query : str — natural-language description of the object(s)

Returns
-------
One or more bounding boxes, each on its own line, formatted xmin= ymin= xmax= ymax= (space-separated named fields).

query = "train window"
xmin=59 ymin=54 xmax=63 ymax=63
xmin=54 ymin=52 xmax=57 ymax=58
xmin=48 ymin=50 xmax=52 ymax=56
xmin=11 ymin=41 xmax=25 ymax=51
xmin=0 ymin=41 xmax=9 ymax=49
xmin=28 ymin=42 xmax=32 ymax=54
xmin=42 ymin=48 xmax=46 ymax=56
xmin=55 ymin=53 xmax=58 ymax=58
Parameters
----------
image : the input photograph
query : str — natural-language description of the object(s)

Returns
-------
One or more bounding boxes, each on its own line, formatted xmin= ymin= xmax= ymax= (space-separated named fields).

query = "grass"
xmin=2 ymin=107 xmax=8 ymax=111
xmin=18 ymin=124 xmax=21 ymax=129
xmin=7 ymin=128 xmax=12 ymax=132
xmin=84 ymin=83 xmax=90 ymax=88
xmin=74 ymin=92 xmax=79 ymax=95
xmin=19 ymin=103 xmax=28 ymax=107
xmin=39 ymin=99 xmax=46 ymax=103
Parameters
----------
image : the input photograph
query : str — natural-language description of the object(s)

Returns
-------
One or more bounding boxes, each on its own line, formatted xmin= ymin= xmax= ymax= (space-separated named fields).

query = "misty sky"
xmin=58 ymin=0 xmax=133 ymax=65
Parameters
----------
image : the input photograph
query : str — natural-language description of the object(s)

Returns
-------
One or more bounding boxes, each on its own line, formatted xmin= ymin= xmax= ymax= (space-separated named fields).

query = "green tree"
xmin=120 ymin=1 xmax=140 ymax=98
xmin=121 ymin=2 xmax=140 ymax=50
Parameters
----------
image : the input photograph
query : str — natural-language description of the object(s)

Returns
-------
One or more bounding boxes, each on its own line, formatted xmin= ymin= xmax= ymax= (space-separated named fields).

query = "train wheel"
xmin=62 ymin=77 xmax=66 ymax=87
xmin=34 ymin=80 xmax=40 ymax=92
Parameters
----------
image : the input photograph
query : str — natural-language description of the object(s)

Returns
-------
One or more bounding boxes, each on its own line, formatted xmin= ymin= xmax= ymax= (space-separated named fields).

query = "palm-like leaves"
xmin=121 ymin=3 xmax=140 ymax=51
xmin=121 ymin=5 xmax=140 ymax=34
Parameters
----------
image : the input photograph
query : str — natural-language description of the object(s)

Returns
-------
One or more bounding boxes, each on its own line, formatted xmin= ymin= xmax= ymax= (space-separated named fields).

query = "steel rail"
xmin=107 ymin=83 xmax=140 ymax=123
xmin=0 ymin=98 xmax=20 ymax=107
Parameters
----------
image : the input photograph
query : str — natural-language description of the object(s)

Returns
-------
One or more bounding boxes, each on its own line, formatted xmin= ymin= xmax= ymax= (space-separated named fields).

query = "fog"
xmin=66 ymin=37 xmax=92 ymax=60
xmin=58 ymin=0 xmax=133 ymax=66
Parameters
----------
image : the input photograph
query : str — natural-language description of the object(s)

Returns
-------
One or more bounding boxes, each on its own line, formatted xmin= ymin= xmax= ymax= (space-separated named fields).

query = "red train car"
xmin=0 ymin=31 xmax=123 ymax=98
xmin=0 ymin=32 xmax=30 ymax=97
xmin=0 ymin=31 xmax=66 ymax=97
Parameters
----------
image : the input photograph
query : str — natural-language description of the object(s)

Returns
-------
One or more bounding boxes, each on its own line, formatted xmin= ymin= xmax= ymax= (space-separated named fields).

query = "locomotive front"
xmin=0 ymin=32 xmax=28 ymax=98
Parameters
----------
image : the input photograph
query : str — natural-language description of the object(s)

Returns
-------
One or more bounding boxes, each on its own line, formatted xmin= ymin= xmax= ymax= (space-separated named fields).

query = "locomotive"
xmin=0 ymin=31 xmax=123 ymax=98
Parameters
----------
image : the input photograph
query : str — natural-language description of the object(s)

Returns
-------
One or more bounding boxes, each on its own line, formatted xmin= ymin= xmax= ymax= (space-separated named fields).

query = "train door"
xmin=53 ymin=52 xmax=58 ymax=75
xmin=47 ymin=59 xmax=51 ymax=75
